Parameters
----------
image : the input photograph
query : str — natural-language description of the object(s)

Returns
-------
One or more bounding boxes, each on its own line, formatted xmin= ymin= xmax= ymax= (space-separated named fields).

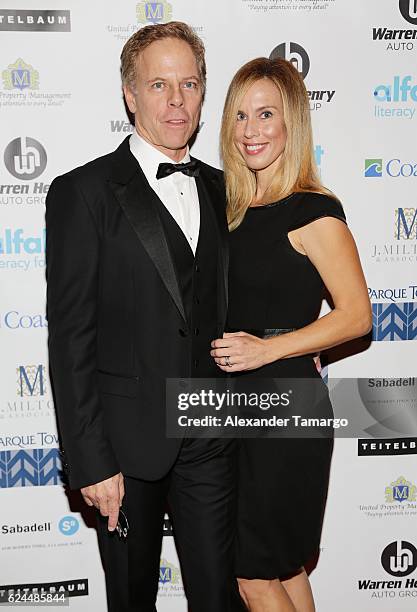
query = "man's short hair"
xmin=121 ymin=21 xmax=206 ymax=96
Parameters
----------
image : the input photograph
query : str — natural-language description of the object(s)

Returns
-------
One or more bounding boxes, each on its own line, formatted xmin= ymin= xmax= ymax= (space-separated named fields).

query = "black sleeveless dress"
xmin=226 ymin=191 xmax=346 ymax=579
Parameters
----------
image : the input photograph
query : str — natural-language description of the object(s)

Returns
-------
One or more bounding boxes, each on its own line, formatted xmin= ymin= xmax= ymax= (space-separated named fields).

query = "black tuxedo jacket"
xmin=45 ymin=137 xmax=228 ymax=490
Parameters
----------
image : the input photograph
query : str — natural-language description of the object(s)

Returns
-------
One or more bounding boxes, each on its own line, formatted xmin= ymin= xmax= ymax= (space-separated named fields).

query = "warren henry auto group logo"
xmin=1 ymin=137 xmax=50 ymax=208
xmin=373 ymin=0 xmax=417 ymax=51
xmin=358 ymin=541 xmax=417 ymax=600
xmin=4 ymin=137 xmax=47 ymax=181
xmin=269 ymin=42 xmax=335 ymax=111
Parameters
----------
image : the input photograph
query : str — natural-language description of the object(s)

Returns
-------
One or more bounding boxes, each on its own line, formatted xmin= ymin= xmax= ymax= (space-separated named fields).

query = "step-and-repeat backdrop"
xmin=1 ymin=1 xmax=416 ymax=610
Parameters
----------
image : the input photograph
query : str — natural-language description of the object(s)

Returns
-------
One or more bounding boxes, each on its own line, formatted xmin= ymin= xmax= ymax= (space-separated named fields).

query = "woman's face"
xmin=234 ymin=78 xmax=287 ymax=173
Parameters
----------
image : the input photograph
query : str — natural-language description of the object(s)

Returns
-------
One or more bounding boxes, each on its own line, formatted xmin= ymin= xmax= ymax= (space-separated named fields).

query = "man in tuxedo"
xmin=46 ymin=21 xmax=236 ymax=612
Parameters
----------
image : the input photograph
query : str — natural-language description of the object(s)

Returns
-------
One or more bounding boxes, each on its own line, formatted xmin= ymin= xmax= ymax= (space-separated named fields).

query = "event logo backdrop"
xmin=1 ymin=1 xmax=416 ymax=610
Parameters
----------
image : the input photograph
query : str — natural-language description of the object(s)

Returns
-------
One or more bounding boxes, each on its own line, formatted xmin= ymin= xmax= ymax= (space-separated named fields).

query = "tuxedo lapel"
xmin=195 ymin=163 xmax=229 ymax=317
xmin=108 ymin=139 xmax=188 ymax=326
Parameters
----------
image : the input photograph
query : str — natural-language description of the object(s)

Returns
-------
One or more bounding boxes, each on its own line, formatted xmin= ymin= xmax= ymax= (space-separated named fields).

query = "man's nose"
xmin=168 ymin=85 xmax=184 ymax=107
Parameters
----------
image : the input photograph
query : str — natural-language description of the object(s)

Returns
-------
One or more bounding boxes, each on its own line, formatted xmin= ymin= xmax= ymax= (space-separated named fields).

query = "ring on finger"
xmin=224 ymin=355 xmax=232 ymax=367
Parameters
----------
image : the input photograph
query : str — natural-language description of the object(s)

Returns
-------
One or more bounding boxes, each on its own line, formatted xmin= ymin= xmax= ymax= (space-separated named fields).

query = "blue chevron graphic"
xmin=372 ymin=302 xmax=417 ymax=341
xmin=0 ymin=448 xmax=63 ymax=488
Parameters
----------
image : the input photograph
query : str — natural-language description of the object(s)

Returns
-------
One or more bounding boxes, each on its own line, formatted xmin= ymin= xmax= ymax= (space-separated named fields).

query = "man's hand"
xmin=81 ymin=472 xmax=124 ymax=531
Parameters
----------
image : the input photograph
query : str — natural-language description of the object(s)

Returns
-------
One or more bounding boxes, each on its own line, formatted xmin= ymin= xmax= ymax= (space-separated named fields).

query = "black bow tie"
xmin=156 ymin=159 xmax=200 ymax=180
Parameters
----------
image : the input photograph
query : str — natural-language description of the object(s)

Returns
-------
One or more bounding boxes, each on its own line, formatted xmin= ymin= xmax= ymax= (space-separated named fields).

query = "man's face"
xmin=124 ymin=38 xmax=203 ymax=162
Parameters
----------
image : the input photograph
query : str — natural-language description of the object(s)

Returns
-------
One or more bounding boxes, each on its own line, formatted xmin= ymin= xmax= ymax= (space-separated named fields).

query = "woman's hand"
xmin=210 ymin=331 xmax=276 ymax=372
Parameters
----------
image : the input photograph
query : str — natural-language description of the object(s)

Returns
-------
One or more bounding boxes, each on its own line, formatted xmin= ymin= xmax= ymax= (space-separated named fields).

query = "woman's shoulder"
xmin=288 ymin=191 xmax=346 ymax=230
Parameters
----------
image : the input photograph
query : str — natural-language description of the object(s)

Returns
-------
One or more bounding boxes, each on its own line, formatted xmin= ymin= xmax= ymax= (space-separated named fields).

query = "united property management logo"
xmin=269 ymin=42 xmax=335 ymax=111
xmin=2 ymin=58 xmax=38 ymax=91
xmin=372 ymin=0 xmax=417 ymax=51
xmin=137 ymin=1 xmax=172 ymax=25
xmin=158 ymin=557 xmax=184 ymax=598
xmin=365 ymin=158 xmax=417 ymax=177
xmin=0 ymin=9 xmax=71 ymax=32
xmin=358 ymin=474 xmax=417 ymax=520
xmin=386 ymin=476 xmax=417 ymax=504
xmin=372 ymin=302 xmax=417 ymax=341
xmin=373 ymin=75 xmax=417 ymax=119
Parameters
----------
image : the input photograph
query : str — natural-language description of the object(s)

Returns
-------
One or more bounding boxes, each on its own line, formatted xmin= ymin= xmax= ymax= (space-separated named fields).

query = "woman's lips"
xmin=243 ymin=143 xmax=268 ymax=155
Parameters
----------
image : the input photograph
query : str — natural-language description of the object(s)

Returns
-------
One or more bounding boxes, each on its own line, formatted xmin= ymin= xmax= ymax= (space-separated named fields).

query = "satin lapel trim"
xmin=109 ymin=173 xmax=188 ymax=326
xmin=195 ymin=171 xmax=229 ymax=312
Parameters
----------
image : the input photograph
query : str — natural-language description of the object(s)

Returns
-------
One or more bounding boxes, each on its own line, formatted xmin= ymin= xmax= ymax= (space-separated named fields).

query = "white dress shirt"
xmin=129 ymin=129 xmax=200 ymax=254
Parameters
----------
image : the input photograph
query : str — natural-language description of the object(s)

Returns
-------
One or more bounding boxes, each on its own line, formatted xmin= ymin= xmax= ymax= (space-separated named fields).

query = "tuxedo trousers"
xmin=96 ymin=437 xmax=237 ymax=612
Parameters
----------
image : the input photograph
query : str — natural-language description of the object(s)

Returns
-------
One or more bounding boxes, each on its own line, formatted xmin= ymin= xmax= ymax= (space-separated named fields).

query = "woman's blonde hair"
xmin=221 ymin=57 xmax=334 ymax=230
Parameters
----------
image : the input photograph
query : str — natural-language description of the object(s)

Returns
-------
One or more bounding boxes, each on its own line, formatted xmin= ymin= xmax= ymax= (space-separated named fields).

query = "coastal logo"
xmin=1 ymin=311 xmax=48 ymax=329
xmin=396 ymin=207 xmax=417 ymax=239
xmin=374 ymin=75 xmax=417 ymax=119
xmin=381 ymin=541 xmax=417 ymax=577
xmin=269 ymin=42 xmax=310 ymax=78
xmin=372 ymin=302 xmax=417 ymax=341
xmin=4 ymin=137 xmax=47 ymax=180
xmin=17 ymin=365 xmax=47 ymax=397
xmin=365 ymin=159 xmax=383 ymax=177
xmin=137 ymin=1 xmax=172 ymax=25
xmin=386 ymin=476 xmax=417 ymax=504
xmin=2 ymin=58 xmax=38 ymax=91
xmin=399 ymin=0 xmax=417 ymax=26
xmin=365 ymin=158 xmax=417 ymax=177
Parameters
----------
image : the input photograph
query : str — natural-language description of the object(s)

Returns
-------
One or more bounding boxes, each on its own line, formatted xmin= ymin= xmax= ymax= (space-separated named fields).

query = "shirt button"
xmin=194 ymin=328 xmax=199 ymax=336
xmin=194 ymin=359 xmax=199 ymax=368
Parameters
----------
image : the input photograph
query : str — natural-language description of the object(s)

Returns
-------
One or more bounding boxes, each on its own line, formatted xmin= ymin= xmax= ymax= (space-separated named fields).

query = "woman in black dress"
xmin=210 ymin=58 xmax=372 ymax=611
